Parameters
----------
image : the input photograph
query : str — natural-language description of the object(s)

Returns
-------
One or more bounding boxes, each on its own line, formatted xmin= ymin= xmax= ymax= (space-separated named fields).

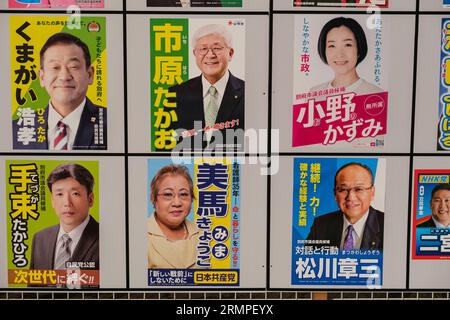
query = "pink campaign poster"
xmin=292 ymin=15 xmax=390 ymax=148
xmin=9 ymin=0 xmax=104 ymax=8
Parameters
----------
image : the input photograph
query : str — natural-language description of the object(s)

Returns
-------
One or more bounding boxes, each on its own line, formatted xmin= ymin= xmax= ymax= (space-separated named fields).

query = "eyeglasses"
xmin=195 ymin=46 xmax=227 ymax=56
xmin=157 ymin=191 xmax=191 ymax=201
xmin=335 ymin=186 xmax=373 ymax=196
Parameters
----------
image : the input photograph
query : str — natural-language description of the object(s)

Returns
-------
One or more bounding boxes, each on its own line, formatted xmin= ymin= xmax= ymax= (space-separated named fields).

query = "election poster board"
xmin=438 ymin=18 xmax=450 ymax=151
xmin=149 ymin=18 xmax=246 ymax=152
xmin=8 ymin=0 xmax=104 ymax=8
xmin=6 ymin=160 xmax=100 ymax=288
xmin=412 ymin=169 xmax=450 ymax=260
xmin=292 ymin=14 xmax=389 ymax=149
xmin=291 ymin=157 xmax=386 ymax=286
xmin=147 ymin=158 xmax=241 ymax=286
xmin=293 ymin=0 xmax=388 ymax=8
xmin=147 ymin=0 xmax=243 ymax=7
xmin=10 ymin=16 xmax=107 ymax=150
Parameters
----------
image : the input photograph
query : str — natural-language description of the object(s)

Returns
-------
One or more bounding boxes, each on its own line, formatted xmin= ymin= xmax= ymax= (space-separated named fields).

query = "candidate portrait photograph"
xmin=168 ymin=22 xmax=245 ymax=149
xmin=13 ymin=32 xmax=107 ymax=150
xmin=306 ymin=162 xmax=385 ymax=250
xmin=29 ymin=163 xmax=99 ymax=276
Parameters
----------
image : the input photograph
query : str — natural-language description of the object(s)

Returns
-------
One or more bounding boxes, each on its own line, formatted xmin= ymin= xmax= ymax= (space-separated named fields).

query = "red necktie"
xmin=54 ymin=121 xmax=68 ymax=150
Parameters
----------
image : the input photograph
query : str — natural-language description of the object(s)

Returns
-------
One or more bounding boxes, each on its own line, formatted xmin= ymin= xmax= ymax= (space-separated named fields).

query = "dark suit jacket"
xmin=168 ymin=72 xmax=245 ymax=149
xmin=12 ymin=98 xmax=107 ymax=150
xmin=417 ymin=217 xmax=437 ymax=228
xmin=306 ymin=206 xmax=384 ymax=250
xmin=30 ymin=216 xmax=99 ymax=270
xmin=147 ymin=0 xmax=222 ymax=6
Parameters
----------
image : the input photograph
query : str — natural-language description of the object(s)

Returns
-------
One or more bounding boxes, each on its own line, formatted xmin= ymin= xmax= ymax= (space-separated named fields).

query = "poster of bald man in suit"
xmin=291 ymin=157 xmax=386 ymax=285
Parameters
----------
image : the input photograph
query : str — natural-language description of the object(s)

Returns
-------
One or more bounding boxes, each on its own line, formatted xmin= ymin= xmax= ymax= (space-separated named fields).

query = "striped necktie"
xmin=55 ymin=234 xmax=72 ymax=270
xmin=54 ymin=121 xmax=68 ymax=150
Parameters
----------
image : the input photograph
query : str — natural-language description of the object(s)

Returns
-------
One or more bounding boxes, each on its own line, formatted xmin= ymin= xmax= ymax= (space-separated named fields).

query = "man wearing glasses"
xmin=307 ymin=162 xmax=384 ymax=250
xmin=168 ymin=24 xmax=245 ymax=149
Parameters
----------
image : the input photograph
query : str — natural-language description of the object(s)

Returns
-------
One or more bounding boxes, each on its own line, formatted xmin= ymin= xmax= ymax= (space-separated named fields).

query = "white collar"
xmin=432 ymin=217 xmax=450 ymax=228
xmin=48 ymin=98 xmax=86 ymax=133
xmin=327 ymin=78 xmax=364 ymax=92
xmin=343 ymin=209 xmax=370 ymax=239
xmin=202 ymin=71 xmax=229 ymax=99
xmin=57 ymin=214 xmax=90 ymax=247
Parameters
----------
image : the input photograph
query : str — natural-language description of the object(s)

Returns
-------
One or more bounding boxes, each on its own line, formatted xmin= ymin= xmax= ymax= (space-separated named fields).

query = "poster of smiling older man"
xmin=291 ymin=157 xmax=386 ymax=286
xmin=149 ymin=18 xmax=245 ymax=152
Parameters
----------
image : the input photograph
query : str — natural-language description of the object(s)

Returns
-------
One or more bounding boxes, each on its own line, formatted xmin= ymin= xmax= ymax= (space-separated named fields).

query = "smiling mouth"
xmin=334 ymin=61 xmax=348 ymax=65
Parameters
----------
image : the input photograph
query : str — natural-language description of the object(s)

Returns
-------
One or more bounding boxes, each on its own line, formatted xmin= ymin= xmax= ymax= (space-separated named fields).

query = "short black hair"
xmin=47 ymin=163 xmax=95 ymax=195
xmin=317 ymin=17 xmax=368 ymax=67
xmin=334 ymin=162 xmax=374 ymax=190
xmin=431 ymin=183 xmax=450 ymax=199
xmin=40 ymin=32 xmax=92 ymax=69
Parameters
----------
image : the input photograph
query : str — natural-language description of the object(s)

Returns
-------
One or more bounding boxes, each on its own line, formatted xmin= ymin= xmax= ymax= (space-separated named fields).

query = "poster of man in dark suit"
xmin=307 ymin=162 xmax=384 ymax=250
xmin=12 ymin=32 xmax=107 ymax=150
xmin=417 ymin=183 xmax=450 ymax=229
xmin=29 ymin=163 xmax=99 ymax=283
xmin=168 ymin=23 xmax=245 ymax=150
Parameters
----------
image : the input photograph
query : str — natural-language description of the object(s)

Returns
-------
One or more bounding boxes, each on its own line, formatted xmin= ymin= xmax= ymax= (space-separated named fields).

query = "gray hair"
xmin=192 ymin=24 xmax=233 ymax=48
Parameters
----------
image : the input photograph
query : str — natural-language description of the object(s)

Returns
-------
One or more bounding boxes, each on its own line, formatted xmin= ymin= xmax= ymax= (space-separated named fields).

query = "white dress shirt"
xmin=47 ymin=98 xmax=86 ymax=150
xmin=339 ymin=210 xmax=370 ymax=250
xmin=201 ymin=71 xmax=230 ymax=118
xmin=54 ymin=215 xmax=90 ymax=266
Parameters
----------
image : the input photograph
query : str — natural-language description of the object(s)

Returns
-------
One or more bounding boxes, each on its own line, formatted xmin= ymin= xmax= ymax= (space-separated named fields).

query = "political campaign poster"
xmin=149 ymin=18 xmax=245 ymax=152
xmin=292 ymin=15 xmax=389 ymax=148
xmin=9 ymin=0 xmax=104 ymax=8
xmin=6 ymin=160 xmax=100 ymax=288
xmin=292 ymin=157 xmax=386 ymax=286
xmin=147 ymin=158 xmax=240 ymax=286
xmin=146 ymin=0 xmax=242 ymax=7
xmin=293 ymin=0 xmax=388 ymax=7
xmin=412 ymin=170 xmax=450 ymax=260
xmin=11 ymin=16 xmax=107 ymax=150
xmin=438 ymin=18 xmax=450 ymax=151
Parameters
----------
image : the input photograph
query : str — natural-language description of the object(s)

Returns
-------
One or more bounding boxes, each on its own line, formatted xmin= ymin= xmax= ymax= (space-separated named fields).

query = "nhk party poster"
xmin=149 ymin=18 xmax=245 ymax=151
xmin=412 ymin=170 xmax=450 ymax=259
xmin=10 ymin=16 xmax=107 ymax=150
xmin=6 ymin=160 xmax=100 ymax=288
xmin=147 ymin=158 xmax=241 ymax=286
xmin=292 ymin=15 xmax=389 ymax=148
xmin=292 ymin=158 xmax=386 ymax=286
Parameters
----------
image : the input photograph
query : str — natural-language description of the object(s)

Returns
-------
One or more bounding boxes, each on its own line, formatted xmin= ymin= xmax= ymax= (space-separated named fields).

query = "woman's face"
xmin=325 ymin=25 xmax=358 ymax=77
xmin=154 ymin=174 xmax=192 ymax=229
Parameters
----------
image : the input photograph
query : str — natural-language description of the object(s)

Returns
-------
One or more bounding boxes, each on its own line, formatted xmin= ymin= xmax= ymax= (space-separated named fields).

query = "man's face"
xmin=430 ymin=189 xmax=450 ymax=227
xmin=39 ymin=43 xmax=93 ymax=116
xmin=51 ymin=177 xmax=93 ymax=232
xmin=334 ymin=165 xmax=375 ymax=224
xmin=194 ymin=33 xmax=234 ymax=85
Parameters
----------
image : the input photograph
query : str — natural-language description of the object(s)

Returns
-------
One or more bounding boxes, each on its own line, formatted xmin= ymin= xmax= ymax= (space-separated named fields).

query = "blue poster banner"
xmin=291 ymin=157 xmax=385 ymax=286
